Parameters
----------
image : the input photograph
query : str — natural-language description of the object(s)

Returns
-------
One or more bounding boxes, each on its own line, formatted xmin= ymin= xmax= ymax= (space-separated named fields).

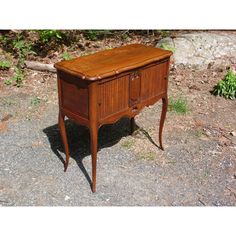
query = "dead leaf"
xmin=1 ymin=114 xmax=13 ymax=122
xmin=0 ymin=121 xmax=8 ymax=133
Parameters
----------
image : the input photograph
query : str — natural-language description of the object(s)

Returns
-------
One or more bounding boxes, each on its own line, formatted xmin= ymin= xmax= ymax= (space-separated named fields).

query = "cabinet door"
xmin=98 ymin=75 xmax=129 ymax=119
xmin=140 ymin=61 xmax=168 ymax=101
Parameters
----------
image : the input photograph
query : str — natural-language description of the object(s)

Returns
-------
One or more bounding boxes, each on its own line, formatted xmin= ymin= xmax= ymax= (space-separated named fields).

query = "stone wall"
xmin=156 ymin=32 xmax=236 ymax=69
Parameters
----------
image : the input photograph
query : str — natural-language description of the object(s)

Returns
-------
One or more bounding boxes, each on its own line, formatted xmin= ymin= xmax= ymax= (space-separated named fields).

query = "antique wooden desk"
xmin=54 ymin=44 xmax=172 ymax=192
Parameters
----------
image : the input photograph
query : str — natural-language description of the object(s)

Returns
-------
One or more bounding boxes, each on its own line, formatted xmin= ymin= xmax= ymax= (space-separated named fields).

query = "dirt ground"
xmin=0 ymin=33 xmax=236 ymax=206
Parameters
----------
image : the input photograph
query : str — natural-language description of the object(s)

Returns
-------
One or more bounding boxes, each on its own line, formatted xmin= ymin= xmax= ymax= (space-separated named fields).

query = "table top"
xmin=54 ymin=44 xmax=172 ymax=81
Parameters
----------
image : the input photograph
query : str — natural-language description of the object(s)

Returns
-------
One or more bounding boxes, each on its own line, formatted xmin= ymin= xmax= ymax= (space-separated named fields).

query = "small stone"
xmin=65 ymin=195 xmax=70 ymax=201
xmin=230 ymin=131 xmax=236 ymax=136
xmin=207 ymin=62 xmax=214 ymax=69
xmin=189 ymin=84 xmax=201 ymax=91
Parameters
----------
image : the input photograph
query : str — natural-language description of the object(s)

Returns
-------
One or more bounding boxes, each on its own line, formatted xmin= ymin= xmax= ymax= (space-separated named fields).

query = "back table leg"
xmin=58 ymin=111 xmax=70 ymax=172
xmin=159 ymin=95 xmax=168 ymax=150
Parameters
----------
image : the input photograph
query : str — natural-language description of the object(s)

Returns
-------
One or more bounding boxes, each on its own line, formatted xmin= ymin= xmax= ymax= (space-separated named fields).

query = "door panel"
xmin=140 ymin=61 xmax=168 ymax=101
xmin=98 ymin=75 xmax=129 ymax=119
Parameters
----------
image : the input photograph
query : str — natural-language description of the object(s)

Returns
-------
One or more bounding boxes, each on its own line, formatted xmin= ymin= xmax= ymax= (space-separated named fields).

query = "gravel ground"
xmin=1 ymin=56 xmax=236 ymax=206
xmin=0 ymin=90 xmax=235 ymax=206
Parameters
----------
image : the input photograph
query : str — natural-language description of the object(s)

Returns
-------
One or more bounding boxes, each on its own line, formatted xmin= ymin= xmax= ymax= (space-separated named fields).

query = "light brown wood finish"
xmin=54 ymin=44 xmax=172 ymax=80
xmin=88 ymin=82 xmax=98 ymax=193
xmin=55 ymin=44 xmax=172 ymax=192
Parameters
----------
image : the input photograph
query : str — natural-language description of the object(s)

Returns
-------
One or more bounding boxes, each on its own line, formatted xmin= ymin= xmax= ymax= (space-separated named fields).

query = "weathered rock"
xmin=156 ymin=32 xmax=236 ymax=69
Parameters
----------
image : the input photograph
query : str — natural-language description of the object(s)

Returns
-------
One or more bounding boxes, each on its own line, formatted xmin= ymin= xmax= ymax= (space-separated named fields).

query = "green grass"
xmin=0 ymin=60 xmax=11 ymax=70
xmin=194 ymin=129 xmax=206 ymax=138
xmin=121 ymin=139 xmax=135 ymax=149
xmin=31 ymin=96 xmax=41 ymax=105
xmin=5 ymin=67 xmax=24 ymax=87
xmin=168 ymin=96 xmax=188 ymax=114
xmin=62 ymin=51 xmax=72 ymax=60
xmin=138 ymin=151 xmax=156 ymax=161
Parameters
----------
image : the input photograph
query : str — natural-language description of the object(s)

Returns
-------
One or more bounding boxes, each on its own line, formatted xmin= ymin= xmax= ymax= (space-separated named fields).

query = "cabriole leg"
xmin=58 ymin=111 xmax=70 ymax=172
xmin=159 ymin=95 xmax=168 ymax=150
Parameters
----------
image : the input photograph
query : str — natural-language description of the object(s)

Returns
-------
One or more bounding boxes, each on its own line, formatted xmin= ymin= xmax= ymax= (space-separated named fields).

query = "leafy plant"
xmin=0 ymin=60 xmax=11 ymax=69
xmin=0 ymin=35 xmax=8 ymax=44
xmin=85 ymin=30 xmax=98 ymax=41
xmin=62 ymin=51 xmax=72 ymax=60
xmin=3 ymin=35 xmax=34 ymax=87
xmin=38 ymin=30 xmax=63 ymax=43
xmin=31 ymin=96 xmax=41 ymax=105
xmin=160 ymin=43 xmax=176 ymax=52
xmin=138 ymin=151 xmax=156 ymax=161
xmin=212 ymin=69 xmax=236 ymax=99
xmin=4 ymin=79 xmax=12 ymax=86
xmin=121 ymin=139 xmax=135 ymax=149
xmin=84 ymin=30 xmax=112 ymax=41
xmin=157 ymin=30 xmax=171 ymax=38
xmin=4 ymin=67 xmax=24 ymax=87
xmin=168 ymin=96 xmax=188 ymax=114
xmin=121 ymin=33 xmax=130 ymax=41
xmin=12 ymin=37 xmax=34 ymax=67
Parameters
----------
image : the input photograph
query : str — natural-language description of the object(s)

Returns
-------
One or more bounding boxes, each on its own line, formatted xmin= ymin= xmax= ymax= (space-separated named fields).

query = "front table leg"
xmin=159 ymin=95 xmax=168 ymax=150
xmin=90 ymin=125 xmax=98 ymax=193
xmin=58 ymin=111 xmax=70 ymax=172
xmin=89 ymin=82 xmax=98 ymax=192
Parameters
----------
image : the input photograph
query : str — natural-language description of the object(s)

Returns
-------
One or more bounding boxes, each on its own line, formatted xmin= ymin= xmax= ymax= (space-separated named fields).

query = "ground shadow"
xmin=43 ymin=117 xmax=160 ymax=190
xmin=43 ymin=117 xmax=131 ymax=189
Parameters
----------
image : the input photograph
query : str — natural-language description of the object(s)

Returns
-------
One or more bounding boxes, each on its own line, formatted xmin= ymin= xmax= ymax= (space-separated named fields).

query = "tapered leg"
xmin=159 ymin=95 xmax=168 ymax=150
xmin=130 ymin=117 xmax=135 ymax=134
xmin=88 ymin=82 xmax=98 ymax=192
xmin=58 ymin=111 xmax=70 ymax=172
xmin=90 ymin=125 xmax=98 ymax=193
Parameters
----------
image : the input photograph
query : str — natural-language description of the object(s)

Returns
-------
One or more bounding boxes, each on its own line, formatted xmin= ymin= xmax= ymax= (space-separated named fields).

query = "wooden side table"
xmin=54 ymin=44 xmax=172 ymax=192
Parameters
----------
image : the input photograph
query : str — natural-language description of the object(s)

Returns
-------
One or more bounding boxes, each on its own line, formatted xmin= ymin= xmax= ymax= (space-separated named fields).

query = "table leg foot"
xmin=159 ymin=95 xmax=168 ymax=150
xmin=58 ymin=111 xmax=70 ymax=172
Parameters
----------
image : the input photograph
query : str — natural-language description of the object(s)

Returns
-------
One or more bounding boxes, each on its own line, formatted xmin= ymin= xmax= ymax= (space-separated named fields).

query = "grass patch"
xmin=168 ymin=96 xmax=188 ymax=114
xmin=31 ymin=96 xmax=41 ymax=105
xmin=0 ymin=60 xmax=11 ymax=70
xmin=194 ymin=129 xmax=206 ymax=138
xmin=121 ymin=139 xmax=135 ymax=149
xmin=138 ymin=151 xmax=156 ymax=161
xmin=62 ymin=51 xmax=73 ymax=60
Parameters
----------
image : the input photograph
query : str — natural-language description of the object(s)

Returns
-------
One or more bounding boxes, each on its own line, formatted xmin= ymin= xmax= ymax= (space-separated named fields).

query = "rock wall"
xmin=156 ymin=32 xmax=236 ymax=69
